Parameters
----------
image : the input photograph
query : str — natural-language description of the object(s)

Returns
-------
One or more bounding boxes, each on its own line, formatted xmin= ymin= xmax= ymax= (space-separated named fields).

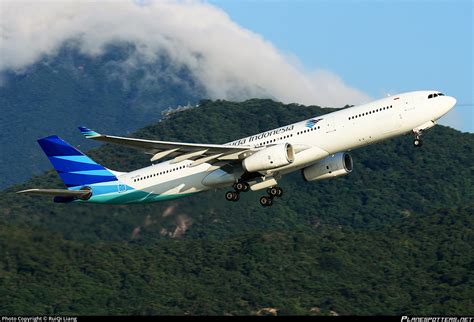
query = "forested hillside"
xmin=1 ymin=99 xmax=473 ymax=315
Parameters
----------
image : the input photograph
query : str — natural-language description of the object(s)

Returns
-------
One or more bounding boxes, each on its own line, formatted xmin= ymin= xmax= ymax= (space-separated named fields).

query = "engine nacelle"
xmin=302 ymin=152 xmax=353 ymax=182
xmin=242 ymin=143 xmax=295 ymax=173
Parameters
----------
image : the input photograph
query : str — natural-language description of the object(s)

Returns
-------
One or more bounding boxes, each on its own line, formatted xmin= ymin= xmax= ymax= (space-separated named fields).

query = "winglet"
xmin=78 ymin=126 xmax=101 ymax=139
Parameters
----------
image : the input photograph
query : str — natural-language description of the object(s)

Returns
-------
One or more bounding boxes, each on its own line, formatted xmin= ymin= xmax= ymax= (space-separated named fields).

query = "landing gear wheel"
xmin=234 ymin=182 xmax=249 ymax=192
xmin=267 ymin=187 xmax=283 ymax=198
xmin=225 ymin=191 xmax=239 ymax=202
xmin=275 ymin=187 xmax=283 ymax=197
xmin=413 ymin=138 xmax=423 ymax=148
xmin=260 ymin=196 xmax=273 ymax=207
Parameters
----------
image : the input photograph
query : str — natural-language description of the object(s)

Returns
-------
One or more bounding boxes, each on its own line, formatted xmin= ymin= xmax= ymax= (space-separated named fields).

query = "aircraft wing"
xmin=17 ymin=188 xmax=92 ymax=198
xmin=78 ymin=126 xmax=252 ymax=164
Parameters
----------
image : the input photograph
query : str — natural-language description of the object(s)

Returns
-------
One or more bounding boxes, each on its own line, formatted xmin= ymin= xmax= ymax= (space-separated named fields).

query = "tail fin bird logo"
xmin=305 ymin=118 xmax=323 ymax=129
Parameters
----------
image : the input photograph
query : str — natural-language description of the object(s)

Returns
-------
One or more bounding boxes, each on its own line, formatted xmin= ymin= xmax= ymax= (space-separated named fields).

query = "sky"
xmin=0 ymin=0 xmax=373 ymax=108
xmin=210 ymin=0 xmax=473 ymax=133
xmin=1 ymin=0 xmax=472 ymax=132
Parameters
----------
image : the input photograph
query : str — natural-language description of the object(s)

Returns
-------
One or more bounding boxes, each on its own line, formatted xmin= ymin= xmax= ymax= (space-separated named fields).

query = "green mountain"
xmin=1 ymin=99 xmax=473 ymax=315
xmin=0 ymin=44 xmax=203 ymax=188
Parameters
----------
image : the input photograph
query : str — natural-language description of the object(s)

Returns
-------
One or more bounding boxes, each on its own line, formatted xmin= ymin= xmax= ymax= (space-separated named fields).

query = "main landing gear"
xmin=224 ymin=182 xmax=284 ymax=207
xmin=225 ymin=181 xmax=250 ymax=202
xmin=412 ymin=130 xmax=423 ymax=148
xmin=259 ymin=187 xmax=284 ymax=208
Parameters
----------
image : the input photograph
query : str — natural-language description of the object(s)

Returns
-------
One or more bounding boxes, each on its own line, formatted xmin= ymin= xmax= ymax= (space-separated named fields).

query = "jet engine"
xmin=242 ymin=143 xmax=295 ymax=173
xmin=302 ymin=152 xmax=353 ymax=182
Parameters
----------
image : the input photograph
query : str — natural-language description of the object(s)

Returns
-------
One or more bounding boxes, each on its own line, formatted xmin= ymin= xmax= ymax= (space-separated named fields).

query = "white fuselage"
xmin=114 ymin=90 xmax=456 ymax=199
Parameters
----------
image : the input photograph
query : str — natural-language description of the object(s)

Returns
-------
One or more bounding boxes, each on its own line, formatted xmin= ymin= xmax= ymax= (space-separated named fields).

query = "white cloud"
xmin=0 ymin=0 xmax=371 ymax=106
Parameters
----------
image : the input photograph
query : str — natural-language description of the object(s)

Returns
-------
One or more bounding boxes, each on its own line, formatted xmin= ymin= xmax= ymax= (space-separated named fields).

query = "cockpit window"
xmin=429 ymin=92 xmax=445 ymax=99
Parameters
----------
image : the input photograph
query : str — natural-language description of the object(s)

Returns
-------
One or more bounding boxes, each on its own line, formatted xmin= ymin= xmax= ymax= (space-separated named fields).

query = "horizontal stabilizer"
xmin=78 ymin=126 xmax=101 ymax=138
xmin=17 ymin=188 xmax=92 ymax=199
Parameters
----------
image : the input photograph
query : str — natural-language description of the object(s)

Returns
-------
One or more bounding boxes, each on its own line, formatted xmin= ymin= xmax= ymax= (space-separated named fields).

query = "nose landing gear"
xmin=412 ymin=130 xmax=423 ymax=148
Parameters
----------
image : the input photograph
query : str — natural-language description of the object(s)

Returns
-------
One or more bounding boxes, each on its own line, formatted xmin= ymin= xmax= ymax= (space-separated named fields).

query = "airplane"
xmin=18 ymin=90 xmax=456 ymax=207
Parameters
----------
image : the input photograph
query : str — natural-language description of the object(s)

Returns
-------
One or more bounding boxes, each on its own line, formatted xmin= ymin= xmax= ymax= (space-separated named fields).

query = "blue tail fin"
xmin=37 ymin=136 xmax=117 ymax=188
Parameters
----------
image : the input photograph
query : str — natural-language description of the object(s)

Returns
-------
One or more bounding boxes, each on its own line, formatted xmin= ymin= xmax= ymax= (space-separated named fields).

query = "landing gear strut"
xmin=224 ymin=181 xmax=250 ymax=202
xmin=259 ymin=186 xmax=284 ymax=207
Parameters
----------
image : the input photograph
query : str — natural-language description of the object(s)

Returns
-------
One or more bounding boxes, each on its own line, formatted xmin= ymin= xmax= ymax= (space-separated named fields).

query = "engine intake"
xmin=302 ymin=152 xmax=353 ymax=182
xmin=242 ymin=143 xmax=295 ymax=173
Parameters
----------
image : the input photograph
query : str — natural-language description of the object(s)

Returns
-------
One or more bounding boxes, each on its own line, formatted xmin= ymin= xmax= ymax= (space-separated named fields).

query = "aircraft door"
xmin=325 ymin=117 xmax=336 ymax=133
xmin=404 ymin=96 xmax=415 ymax=111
